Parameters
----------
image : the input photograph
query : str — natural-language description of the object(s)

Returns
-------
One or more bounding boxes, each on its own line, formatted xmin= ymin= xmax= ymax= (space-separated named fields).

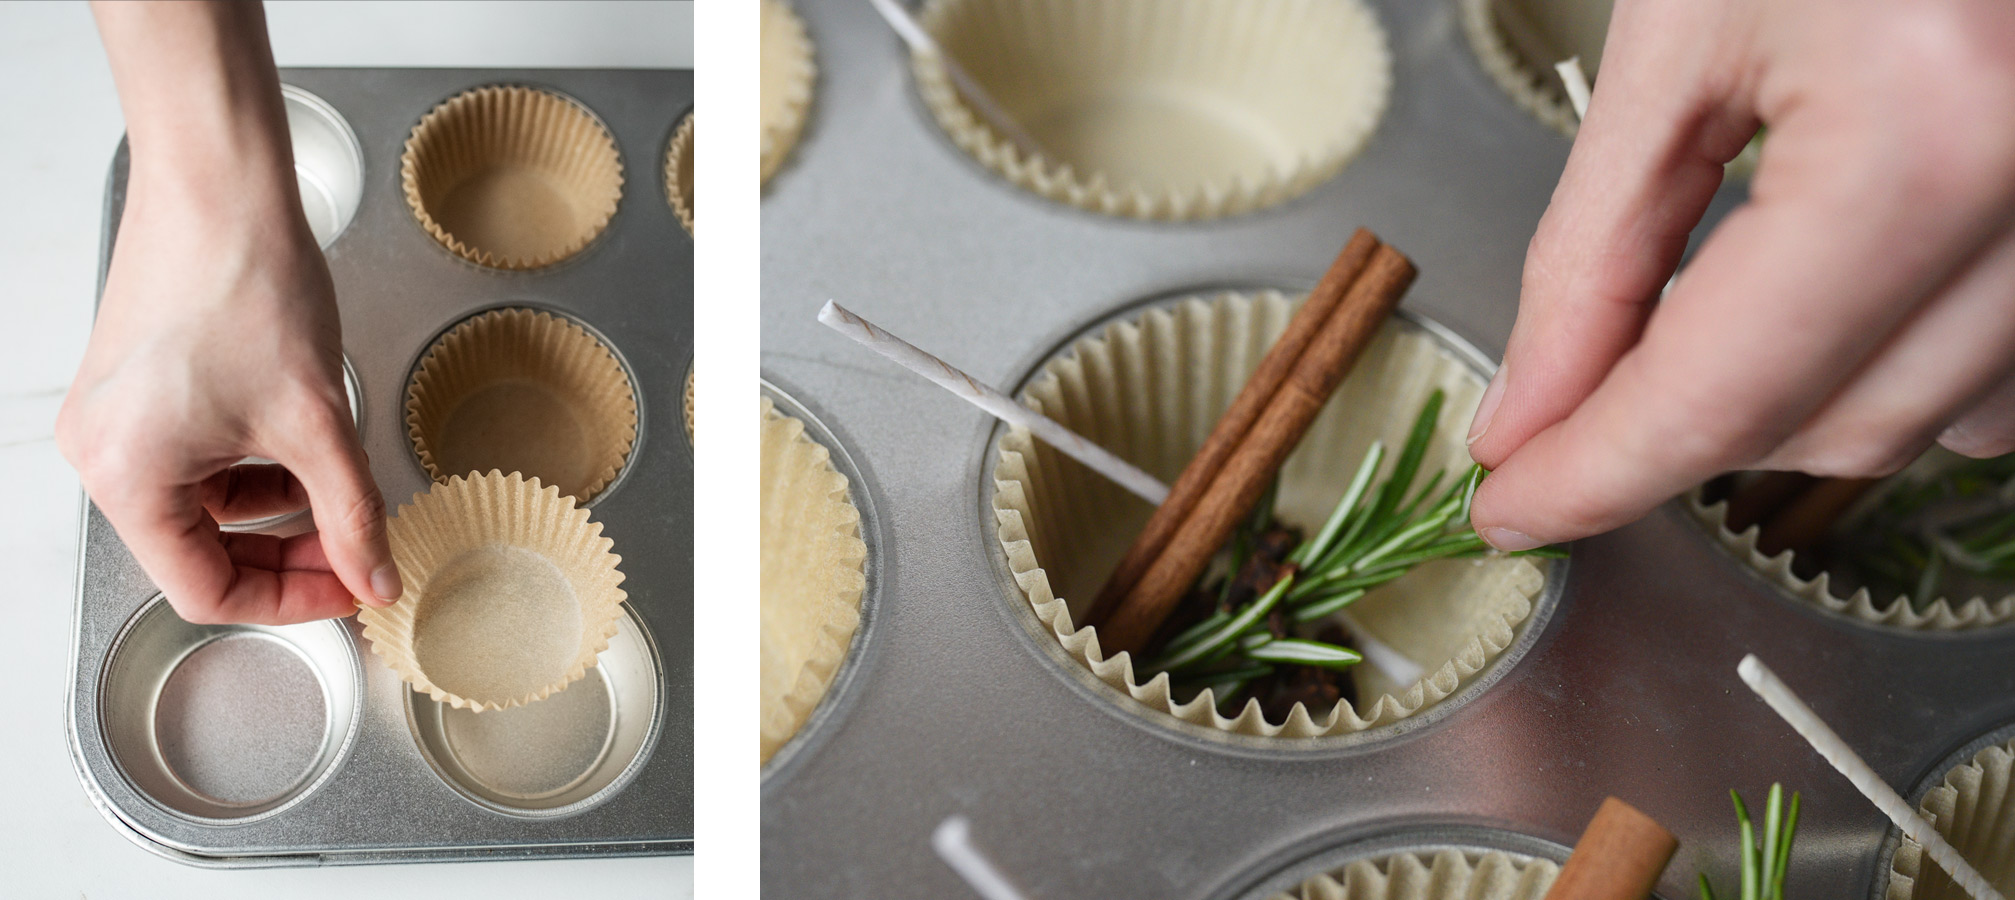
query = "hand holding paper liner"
xmin=357 ymin=471 xmax=627 ymax=712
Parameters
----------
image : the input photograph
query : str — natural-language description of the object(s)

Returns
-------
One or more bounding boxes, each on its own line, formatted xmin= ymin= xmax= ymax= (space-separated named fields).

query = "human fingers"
xmin=1466 ymin=0 xmax=1760 ymax=467
xmin=206 ymin=532 xmax=358 ymax=624
xmin=1940 ymin=367 xmax=2015 ymax=459
xmin=270 ymin=401 xmax=399 ymax=608
xmin=197 ymin=463 xmax=311 ymax=523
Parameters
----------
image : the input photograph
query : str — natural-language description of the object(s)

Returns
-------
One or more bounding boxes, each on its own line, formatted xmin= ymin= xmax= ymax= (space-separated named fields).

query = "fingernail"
xmin=1467 ymin=365 xmax=1508 ymax=447
xmin=371 ymin=563 xmax=403 ymax=602
xmin=1480 ymin=527 xmax=1543 ymax=552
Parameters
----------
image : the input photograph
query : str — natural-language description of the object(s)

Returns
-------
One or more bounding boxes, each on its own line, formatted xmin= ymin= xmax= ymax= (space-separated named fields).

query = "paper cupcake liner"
xmin=667 ymin=113 xmax=694 ymax=235
xmin=1459 ymin=0 xmax=1602 ymax=138
xmin=1886 ymin=737 xmax=2015 ymax=899
xmin=761 ymin=395 xmax=867 ymax=764
xmin=761 ymin=0 xmax=816 ymax=185
xmin=913 ymin=0 xmax=1391 ymax=222
xmin=1274 ymin=849 xmax=1558 ymax=900
xmin=407 ymin=308 xmax=639 ymax=504
xmin=685 ymin=367 xmax=696 ymax=440
xmin=991 ymin=290 xmax=1550 ymax=739
xmin=357 ymin=471 xmax=627 ymax=712
xmin=401 ymin=85 xmax=624 ymax=269
xmin=1689 ymin=451 xmax=2015 ymax=632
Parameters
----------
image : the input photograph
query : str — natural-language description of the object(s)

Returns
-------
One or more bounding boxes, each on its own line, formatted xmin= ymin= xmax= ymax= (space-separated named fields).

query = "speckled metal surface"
xmin=68 ymin=68 xmax=692 ymax=865
xmin=757 ymin=1 xmax=2015 ymax=897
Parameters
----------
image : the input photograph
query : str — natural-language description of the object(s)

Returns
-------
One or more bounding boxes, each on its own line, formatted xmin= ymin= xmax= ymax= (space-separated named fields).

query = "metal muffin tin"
xmin=68 ymin=68 xmax=692 ymax=865
xmin=759 ymin=1 xmax=2015 ymax=897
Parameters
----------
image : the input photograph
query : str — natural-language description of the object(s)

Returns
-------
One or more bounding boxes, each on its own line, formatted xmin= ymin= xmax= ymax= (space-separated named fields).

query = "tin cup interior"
xmin=281 ymin=84 xmax=365 ymax=249
xmin=220 ymin=356 xmax=362 ymax=536
xmin=97 ymin=594 xmax=361 ymax=822
xmin=406 ymin=603 xmax=661 ymax=815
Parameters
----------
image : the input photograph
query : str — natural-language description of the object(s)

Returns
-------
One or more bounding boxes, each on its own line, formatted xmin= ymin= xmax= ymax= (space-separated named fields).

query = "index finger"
xmin=101 ymin=481 xmax=357 ymax=625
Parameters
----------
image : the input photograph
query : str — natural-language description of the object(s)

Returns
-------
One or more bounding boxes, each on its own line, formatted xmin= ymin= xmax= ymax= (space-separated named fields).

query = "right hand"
xmin=56 ymin=161 xmax=399 ymax=625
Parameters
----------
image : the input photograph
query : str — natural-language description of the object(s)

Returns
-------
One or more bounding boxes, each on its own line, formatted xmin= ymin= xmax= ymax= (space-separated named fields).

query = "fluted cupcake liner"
xmin=402 ymin=85 xmax=624 ymax=269
xmin=991 ymin=290 xmax=1550 ymax=739
xmin=667 ymin=113 xmax=694 ymax=235
xmin=1886 ymin=736 xmax=2015 ymax=899
xmin=1273 ymin=849 xmax=1558 ymax=900
xmin=761 ymin=395 xmax=867 ymax=764
xmin=761 ymin=0 xmax=816 ymax=185
xmin=914 ymin=0 xmax=1391 ymax=222
xmin=407 ymin=307 xmax=639 ymax=504
xmin=357 ymin=471 xmax=627 ymax=712
xmin=1689 ymin=450 xmax=2015 ymax=632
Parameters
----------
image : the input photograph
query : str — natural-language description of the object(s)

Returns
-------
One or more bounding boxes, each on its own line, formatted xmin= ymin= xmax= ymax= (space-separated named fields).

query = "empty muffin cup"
xmin=667 ymin=113 xmax=694 ymax=234
xmin=357 ymin=471 xmax=629 ymax=712
xmin=281 ymin=85 xmax=365 ymax=248
xmin=914 ymin=0 xmax=1391 ymax=221
xmin=760 ymin=0 xmax=816 ymax=184
xmin=1237 ymin=833 xmax=1562 ymax=900
xmin=1884 ymin=731 xmax=2015 ymax=899
xmin=991 ymin=291 xmax=1552 ymax=739
xmin=401 ymin=85 xmax=624 ymax=269
xmin=98 ymin=594 xmax=360 ymax=821
xmin=760 ymin=393 xmax=867 ymax=765
xmin=408 ymin=603 xmax=660 ymax=814
xmin=407 ymin=307 xmax=639 ymax=503
xmin=1691 ymin=451 xmax=2015 ymax=633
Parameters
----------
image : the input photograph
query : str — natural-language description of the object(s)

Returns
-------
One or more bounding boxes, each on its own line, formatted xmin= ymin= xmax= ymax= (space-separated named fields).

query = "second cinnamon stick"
xmin=1099 ymin=243 xmax=1416 ymax=656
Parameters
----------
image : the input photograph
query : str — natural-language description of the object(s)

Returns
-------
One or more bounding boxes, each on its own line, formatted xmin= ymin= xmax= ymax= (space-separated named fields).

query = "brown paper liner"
xmin=407 ymin=308 xmax=639 ymax=504
xmin=761 ymin=0 xmax=816 ymax=185
xmin=666 ymin=113 xmax=694 ymax=235
xmin=914 ymin=0 xmax=1390 ymax=222
xmin=991 ymin=291 xmax=1550 ymax=739
xmin=401 ymin=85 xmax=624 ymax=269
xmin=685 ymin=367 xmax=696 ymax=440
xmin=357 ymin=471 xmax=626 ymax=712
xmin=1886 ymin=737 xmax=2015 ymax=899
xmin=1274 ymin=849 xmax=1558 ymax=900
xmin=1689 ymin=451 xmax=2015 ymax=632
xmin=761 ymin=395 xmax=867 ymax=764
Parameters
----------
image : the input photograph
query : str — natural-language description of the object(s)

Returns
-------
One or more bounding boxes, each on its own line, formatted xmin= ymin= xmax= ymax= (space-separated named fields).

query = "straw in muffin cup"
xmin=761 ymin=395 xmax=868 ymax=764
xmin=357 ymin=471 xmax=627 ymax=712
xmin=1886 ymin=736 xmax=2015 ymax=899
xmin=402 ymin=85 xmax=624 ymax=269
xmin=992 ymin=290 xmax=1550 ymax=739
xmin=912 ymin=0 xmax=1391 ymax=221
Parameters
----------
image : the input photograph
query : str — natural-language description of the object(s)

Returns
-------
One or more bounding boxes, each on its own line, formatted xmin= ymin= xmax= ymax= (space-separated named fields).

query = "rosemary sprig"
xmin=1698 ymin=784 xmax=1800 ymax=900
xmin=1144 ymin=390 xmax=1565 ymax=708
xmin=1830 ymin=453 xmax=2015 ymax=609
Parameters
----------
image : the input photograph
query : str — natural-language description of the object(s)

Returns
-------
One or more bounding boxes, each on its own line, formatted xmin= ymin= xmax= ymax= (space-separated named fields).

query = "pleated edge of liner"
xmin=908 ymin=0 xmax=1394 ymax=223
xmin=761 ymin=0 xmax=817 ymax=185
xmin=1884 ymin=738 xmax=2015 ymax=900
xmin=991 ymin=432 xmax=1543 ymax=740
xmin=666 ymin=112 xmax=695 ymax=235
xmin=398 ymin=84 xmax=626 ymax=270
xmin=760 ymin=397 xmax=868 ymax=764
xmin=1275 ymin=848 xmax=1559 ymax=900
xmin=356 ymin=471 xmax=628 ymax=713
xmin=1687 ymin=490 xmax=2015 ymax=631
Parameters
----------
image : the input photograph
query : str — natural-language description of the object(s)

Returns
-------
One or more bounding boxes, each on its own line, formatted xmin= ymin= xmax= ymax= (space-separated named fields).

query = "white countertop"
xmin=0 ymin=3 xmax=693 ymax=895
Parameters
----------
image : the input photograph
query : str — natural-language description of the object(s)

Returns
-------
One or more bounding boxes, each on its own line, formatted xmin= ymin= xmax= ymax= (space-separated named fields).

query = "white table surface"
xmin=0 ymin=3 xmax=694 ymax=895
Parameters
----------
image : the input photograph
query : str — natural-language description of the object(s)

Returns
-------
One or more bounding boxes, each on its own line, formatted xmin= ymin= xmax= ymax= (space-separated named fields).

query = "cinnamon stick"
xmin=1082 ymin=229 xmax=1381 ymax=628
xmin=1759 ymin=476 xmax=1877 ymax=557
xmin=1723 ymin=471 xmax=1819 ymax=534
xmin=1099 ymin=244 xmax=1415 ymax=656
xmin=1541 ymin=797 xmax=1677 ymax=900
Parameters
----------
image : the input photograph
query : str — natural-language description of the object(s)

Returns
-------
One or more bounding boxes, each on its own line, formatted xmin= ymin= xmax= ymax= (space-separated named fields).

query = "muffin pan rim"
xmin=758 ymin=376 xmax=891 ymax=793
xmin=1211 ymin=821 xmax=1575 ymax=900
xmin=976 ymin=289 xmax=1573 ymax=756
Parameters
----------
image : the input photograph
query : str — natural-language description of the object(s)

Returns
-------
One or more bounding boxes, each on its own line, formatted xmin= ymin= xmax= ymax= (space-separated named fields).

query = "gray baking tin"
xmin=758 ymin=1 xmax=2015 ymax=897
xmin=69 ymin=68 xmax=693 ymax=866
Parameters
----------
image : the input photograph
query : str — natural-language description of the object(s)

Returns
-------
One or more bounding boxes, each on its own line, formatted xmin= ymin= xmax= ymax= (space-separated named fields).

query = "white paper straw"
xmin=1554 ymin=57 xmax=1592 ymax=122
xmin=865 ymin=0 xmax=1048 ymax=160
xmin=820 ymin=301 xmax=1169 ymax=505
xmin=933 ymin=816 xmax=1030 ymax=900
xmin=1334 ymin=610 xmax=1423 ymax=687
xmin=1738 ymin=654 xmax=2005 ymax=900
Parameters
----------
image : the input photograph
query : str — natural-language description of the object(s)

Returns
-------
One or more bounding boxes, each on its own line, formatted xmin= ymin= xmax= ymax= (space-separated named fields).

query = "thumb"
xmin=277 ymin=405 xmax=400 ymax=606
xmin=1466 ymin=0 xmax=1755 ymax=468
